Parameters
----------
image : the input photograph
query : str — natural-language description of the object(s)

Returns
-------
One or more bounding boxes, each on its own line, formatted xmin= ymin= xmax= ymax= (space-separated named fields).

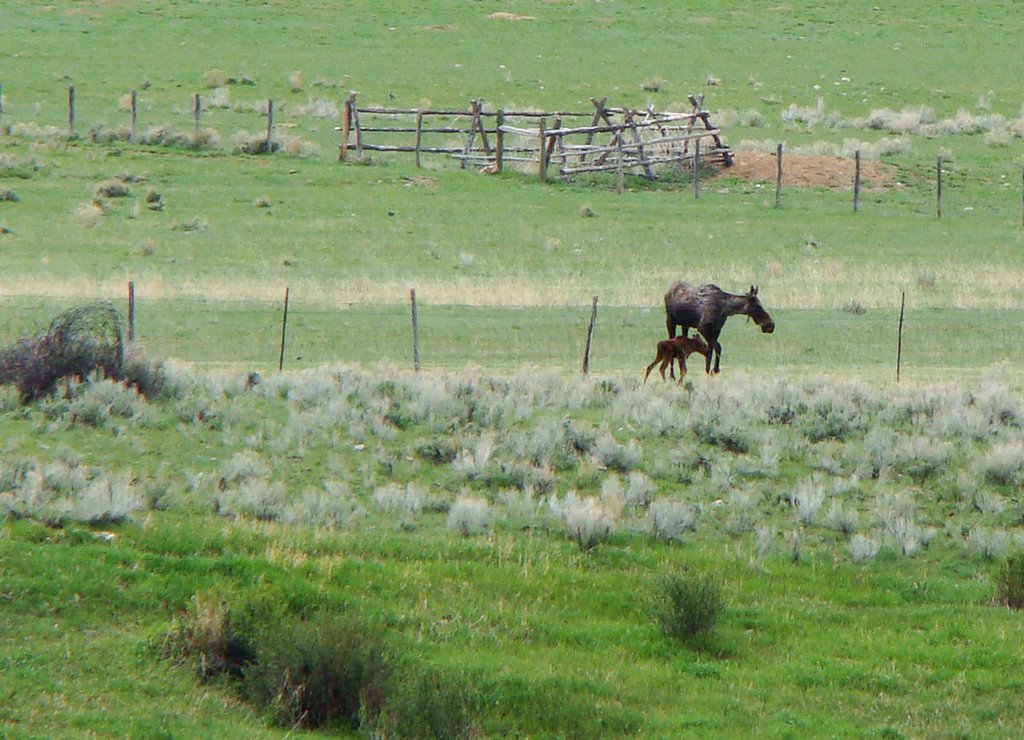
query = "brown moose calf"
xmin=643 ymin=335 xmax=711 ymax=383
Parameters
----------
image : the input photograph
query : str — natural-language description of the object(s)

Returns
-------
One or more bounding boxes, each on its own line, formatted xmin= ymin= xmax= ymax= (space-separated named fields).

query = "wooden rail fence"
xmin=337 ymin=93 xmax=732 ymax=182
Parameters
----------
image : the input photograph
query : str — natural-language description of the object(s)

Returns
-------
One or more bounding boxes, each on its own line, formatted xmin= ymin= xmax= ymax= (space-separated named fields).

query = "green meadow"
xmin=2 ymin=1 xmax=1024 ymax=737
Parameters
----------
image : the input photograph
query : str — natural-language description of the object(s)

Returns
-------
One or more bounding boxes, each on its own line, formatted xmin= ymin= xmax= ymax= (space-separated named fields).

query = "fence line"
xmin=1 ymin=81 xmax=1022 ymax=217
xmin=0 ymin=289 xmax=1019 ymax=380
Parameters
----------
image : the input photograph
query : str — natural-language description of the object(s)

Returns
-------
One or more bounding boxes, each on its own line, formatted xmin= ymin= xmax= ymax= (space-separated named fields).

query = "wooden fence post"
xmin=129 ymin=89 xmax=137 ymax=142
xmin=582 ymin=296 xmax=599 ymax=375
xmin=68 ymin=85 xmax=75 ymax=136
xmin=616 ymin=136 xmax=624 ymax=194
xmin=278 ymin=286 xmax=289 ymax=371
xmin=538 ymin=117 xmax=548 ymax=181
xmin=896 ymin=291 xmax=906 ymax=383
xmin=127 ymin=281 xmax=135 ymax=343
xmin=265 ymin=99 xmax=274 ymax=153
xmin=936 ymin=156 xmax=943 ymax=219
xmin=414 ymin=110 xmax=424 ymax=168
xmin=193 ymin=93 xmax=201 ymax=140
xmin=339 ymin=95 xmax=352 ymax=161
xmin=693 ymin=138 xmax=701 ymax=198
xmin=774 ymin=143 xmax=783 ymax=208
xmin=853 ymin=150 xmax=861 ymax=212
xmin=495 ymin=110 xmax=505 ymax=172
xmin=410 ymin=288 xmax=420 ymax=373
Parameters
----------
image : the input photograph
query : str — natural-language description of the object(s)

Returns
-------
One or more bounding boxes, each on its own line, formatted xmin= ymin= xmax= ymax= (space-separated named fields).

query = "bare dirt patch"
xmin=488 ymin=12 xmax=536 ymax=21
xmin=715 ymin=151 xmax=900 ymax=190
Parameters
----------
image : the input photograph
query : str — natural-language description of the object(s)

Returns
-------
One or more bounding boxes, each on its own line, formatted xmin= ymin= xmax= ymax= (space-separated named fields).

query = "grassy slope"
xmin=2 ymin=1 xmax=1024 ymax=737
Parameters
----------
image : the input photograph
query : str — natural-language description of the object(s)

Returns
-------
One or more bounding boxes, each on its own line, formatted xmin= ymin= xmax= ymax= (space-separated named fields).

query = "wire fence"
xmin=0 ymin=293 xmax=1021 ymax=381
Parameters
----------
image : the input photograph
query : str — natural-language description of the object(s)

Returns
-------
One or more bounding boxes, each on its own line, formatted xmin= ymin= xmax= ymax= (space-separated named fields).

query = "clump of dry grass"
xmin=201 ymin=69 xmax=231 ymax=88
xmin=641 ymin=77 xmax=666 ymax=93
xmin=137 ymin=125 xmax=222 ymax=150
xmin=75 ymin=200 xmax=104 ymax=228
xmin=0 ymin=187 xmax=18 ymax=202
xmin=231 ymin=131 xmax=279 ymax=155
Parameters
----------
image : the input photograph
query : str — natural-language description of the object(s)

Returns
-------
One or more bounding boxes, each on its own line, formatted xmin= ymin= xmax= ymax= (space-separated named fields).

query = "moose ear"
xmin=750 ymin=285 xmax=758 ymax=296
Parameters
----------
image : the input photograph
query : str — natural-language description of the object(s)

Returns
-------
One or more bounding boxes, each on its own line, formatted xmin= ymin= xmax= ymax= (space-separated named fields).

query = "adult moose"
xmin=664 ymin=282 xmax=775 ymax=375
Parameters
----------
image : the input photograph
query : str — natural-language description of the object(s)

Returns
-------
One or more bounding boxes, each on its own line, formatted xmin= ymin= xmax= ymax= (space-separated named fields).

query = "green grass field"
xmin=2 ymin=1 xmax=1024 ymax=737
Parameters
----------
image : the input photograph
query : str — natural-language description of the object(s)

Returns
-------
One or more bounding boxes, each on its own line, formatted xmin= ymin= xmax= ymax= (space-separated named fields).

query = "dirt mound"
xmin=716 ymin=151 xmax=899 ymax=190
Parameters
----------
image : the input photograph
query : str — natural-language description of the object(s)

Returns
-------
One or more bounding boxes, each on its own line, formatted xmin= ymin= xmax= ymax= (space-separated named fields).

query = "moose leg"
xmin=676 ymin=353 xmax=688 ymax=382
xmin=644 ymin=357 xmax=659 ymax=383
xmin=712 ymin=341 xmax=723 ymax=374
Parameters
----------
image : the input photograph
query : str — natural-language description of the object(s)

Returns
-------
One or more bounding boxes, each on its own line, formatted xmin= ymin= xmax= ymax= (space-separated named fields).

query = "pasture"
xmin=2 ymin=1 xmax=1024 ymax=737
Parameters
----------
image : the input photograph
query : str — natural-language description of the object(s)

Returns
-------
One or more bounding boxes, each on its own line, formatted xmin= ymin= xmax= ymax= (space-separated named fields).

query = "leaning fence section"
xmin=337 ymin=93 xmax=732 ymax=181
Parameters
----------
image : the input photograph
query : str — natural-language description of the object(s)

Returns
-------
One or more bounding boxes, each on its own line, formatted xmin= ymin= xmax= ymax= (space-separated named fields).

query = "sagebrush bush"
xmin=995 ymin=552 xmax=1024 ymax=609
xmin=791 ymin=478 xmax=826 ymax=526
xmin=550 ymin=492 xmax=614 ymax=551
xmin=647 ymin=571 xmax=724 ymax=648
xmin=447 ymin=495 xmax=491 ymax=537
xmin=980 ymin=443 xmax=1024 ymax=487
xmin=650 ymin=498 xmax=697 ymax=542
xmin=593 ymin=431 xmax=642 ymax=471
xmin=849 ymin=533 xmax=882 ymax=564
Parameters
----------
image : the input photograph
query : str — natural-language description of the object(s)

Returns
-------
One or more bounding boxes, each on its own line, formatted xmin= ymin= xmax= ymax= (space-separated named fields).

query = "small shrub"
xmin=94 ymin=179 xmax=131 ymax=199
xmin=650 ymin=498 xmax=697 ymax=542
xmin=626 ymin=470 xmax=657 ymax=510
xmin=995 ymin=552 xmax=1024 ymax=609
xmin=163 ymin=592 xmax=255 ymax=680
xmin=375 ymin=665 xmax=479 ymax=739
xmin=244 ymin=615 xmax=390 ymax=731
xmin=593 ymin=432 xmax=642 ymax=471
xmin=647 ymin=571 xmax=724 ymax=648
xmin=964 ymin=527 xmax=1010 ymax=560
xmin=550 ymin=492 xmax=613 ymax=551
xmin=201 ymin=69 xmax=231 ymax=88
xmin=447 ymin=495 xmax=491 ymax=537
xmin=980 ymin=442 xmax=1024 ymax=487
xmin=849 ymin=534 xmax=882 ymax=564
xmin=791 ymin=478 xmax=826 ymax=525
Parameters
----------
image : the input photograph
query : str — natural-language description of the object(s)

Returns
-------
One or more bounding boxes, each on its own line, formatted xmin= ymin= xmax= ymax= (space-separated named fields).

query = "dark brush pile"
xmin=0 ymin=302 xmax=125 ymax=401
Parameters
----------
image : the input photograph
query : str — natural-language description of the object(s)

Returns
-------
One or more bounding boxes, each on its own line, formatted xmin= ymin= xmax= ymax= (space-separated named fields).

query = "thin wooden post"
xmin=616 ymin=136 xmax=624 ymax=194
xmin=193 ymin=93 xmax=201 ymax=139
xmin=410 ymin=288 xmax=420 ymax=373
xmin=936 ymin=156 xmax=943 ymax=219
xmin=896 ymin=291 xmax=906 ymax=383
xmin=774 ymin=143 xmax=783 ymax=208
xmin=265 ymin=99 xmax=274 ymax=153
xmin=853 ymin=150 xmax=861 ymax=212
xmin=68 ymin=85 xmax=75 ymax=136
xmin=538 ymin=117 xmax=548 ymax=181
xmin=414 ymin=110 xmax=424 ymax=168
xmin=495 ymin=110 xmax=505 ymax=172
xmin=339 ymin=95 xmax=353 ymax=161
xmin=278 ymin=286 xmax=289 ymax=371
xmin=129 ymin=89 xmax=137 ymax=142
xmin=582 ymin=296 xmax=599 ymax=375
xmin=693 ymin=138 xmax=701 ymax=198
xmin=127 ymin=281 xmax=135 ymax=343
